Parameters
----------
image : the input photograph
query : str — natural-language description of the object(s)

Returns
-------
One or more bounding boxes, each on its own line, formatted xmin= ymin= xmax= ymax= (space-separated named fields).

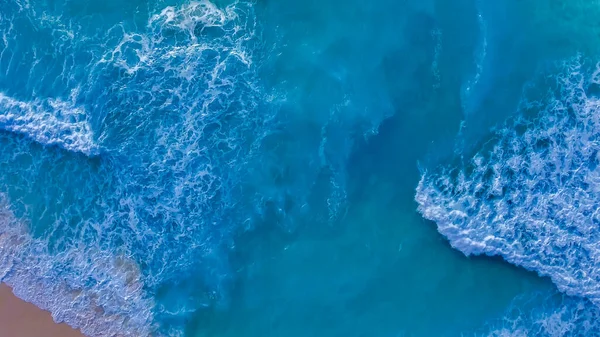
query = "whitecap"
xmin=416 ymin=57 xmax=600 ymax=307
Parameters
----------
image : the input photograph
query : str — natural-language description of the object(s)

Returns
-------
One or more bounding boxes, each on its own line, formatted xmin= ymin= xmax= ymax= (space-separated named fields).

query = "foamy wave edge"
xmin=416 ymin=56 xmax=600 ymax=310
xmin=0 ymin=92 xmax=99 ymax=156
xmin=0 ymin=194 xmax=157 ymax=337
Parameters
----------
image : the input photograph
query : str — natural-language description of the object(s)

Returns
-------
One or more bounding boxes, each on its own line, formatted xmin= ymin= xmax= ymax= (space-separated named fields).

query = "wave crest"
xmin=416 ymin=57 xmax=600 ymax=306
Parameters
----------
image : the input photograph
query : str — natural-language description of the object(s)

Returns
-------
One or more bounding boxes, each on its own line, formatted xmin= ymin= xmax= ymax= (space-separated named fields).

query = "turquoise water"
xmin=1 ymin=0 xmax=600 ymax=336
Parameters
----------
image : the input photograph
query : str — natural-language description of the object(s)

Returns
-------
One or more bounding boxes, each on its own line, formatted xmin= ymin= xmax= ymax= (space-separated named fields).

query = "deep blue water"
xmin=1 ymin=0 xmax=600 ymax=336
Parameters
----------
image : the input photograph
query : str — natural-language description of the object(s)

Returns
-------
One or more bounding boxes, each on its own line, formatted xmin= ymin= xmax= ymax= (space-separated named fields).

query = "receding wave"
xmin=0 ymin=193 xmax=155 ymax=337
xmin=416 ymin=57 xmax=600 ymax=310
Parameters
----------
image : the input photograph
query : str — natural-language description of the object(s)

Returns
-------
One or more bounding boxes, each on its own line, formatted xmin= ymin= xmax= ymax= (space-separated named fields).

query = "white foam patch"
xmin=0 ymin=93 xmax=98 ymax=155
xmin=416 ymin=57 xmax=600 ymax=306
xmin=90 ymin=0 xmax=263 ymax=284
xmin=0 ymin=194 xmax=156 ymax=337
xmin=99 ymin=0 xmax=253 ymax=76
xmin=480 ymin=293 xmax=600 ymax=337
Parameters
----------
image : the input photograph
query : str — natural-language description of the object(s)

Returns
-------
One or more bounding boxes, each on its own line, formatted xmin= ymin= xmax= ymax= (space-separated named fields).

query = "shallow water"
xmin=1 ymin=0 xmax=600 ymax=336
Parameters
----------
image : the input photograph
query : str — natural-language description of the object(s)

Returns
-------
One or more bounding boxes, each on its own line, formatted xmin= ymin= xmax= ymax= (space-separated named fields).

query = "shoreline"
xmin=0 ymin=283 xmax=86 ymax=337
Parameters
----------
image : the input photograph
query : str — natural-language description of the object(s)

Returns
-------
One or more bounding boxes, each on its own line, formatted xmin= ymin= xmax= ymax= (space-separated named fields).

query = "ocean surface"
xmin=1 ymin=0 xmax=600 ymax=336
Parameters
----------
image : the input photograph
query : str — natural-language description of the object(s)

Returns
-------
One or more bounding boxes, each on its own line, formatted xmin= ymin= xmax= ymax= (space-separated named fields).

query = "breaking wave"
xmin=416 ymin=56 xmax=600 ymax=312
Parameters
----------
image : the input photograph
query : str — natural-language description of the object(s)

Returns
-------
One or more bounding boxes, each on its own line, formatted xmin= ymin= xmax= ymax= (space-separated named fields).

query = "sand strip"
xmin=0 ymin=283 xmax=85 ymax=337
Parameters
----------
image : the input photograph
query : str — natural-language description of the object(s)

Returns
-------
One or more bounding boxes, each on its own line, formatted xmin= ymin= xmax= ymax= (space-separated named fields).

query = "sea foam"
xmin=479 ymin=292 xmax=600 ymax=337
xmin=415 ymin=57 xmax=600 ymax=336
xmin=0 ymin=193 xmax=156 ymax=337
xmin=0 ymin=93 xmax=98 ymax=155
xmin=0 ymin=0 xmax=389 ymax=335
xmin=0 ymin=0 xmax=264 ymax=335
xmin=416 ymin=57 xmax=600 ymax=308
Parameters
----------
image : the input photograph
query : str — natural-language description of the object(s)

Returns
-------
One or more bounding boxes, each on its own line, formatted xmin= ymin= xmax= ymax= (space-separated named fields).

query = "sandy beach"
xmin=0 ymin=284 xmax=85 ymax=337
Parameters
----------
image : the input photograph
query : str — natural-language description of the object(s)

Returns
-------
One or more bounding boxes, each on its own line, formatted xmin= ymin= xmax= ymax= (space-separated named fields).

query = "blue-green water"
xmin=1 ymin=0 xmax=600 ymax=336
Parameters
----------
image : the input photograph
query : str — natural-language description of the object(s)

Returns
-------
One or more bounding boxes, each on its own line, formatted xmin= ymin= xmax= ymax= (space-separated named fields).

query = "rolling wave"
xmin=416 ymin=57 xmax=600 ymax=311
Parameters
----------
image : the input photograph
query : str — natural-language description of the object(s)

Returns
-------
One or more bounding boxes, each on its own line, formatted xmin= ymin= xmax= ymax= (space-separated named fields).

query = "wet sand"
xmin=0 ymin=284 xmax=85 ymax=337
